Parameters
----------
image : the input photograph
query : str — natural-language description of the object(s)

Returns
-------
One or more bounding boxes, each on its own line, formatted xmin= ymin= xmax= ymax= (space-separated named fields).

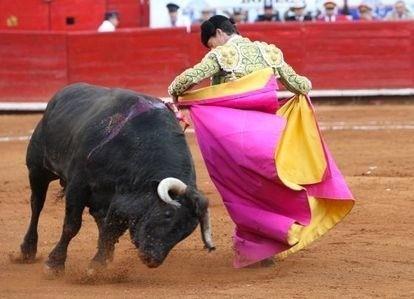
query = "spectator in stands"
xmin=285 ymin=1 xmax=313 ymax=22
xmin=232 ymin=8 xmax=248 ymax=24
xmin=385 ymin=0 xmax=413 ymax=20
xmin=98 ymin=11 xmax=119 ymax=32
xmin=197 ymin=7 xmax=215 ymax=24
xmin=317 ymin=1 xmax=349 ymax=22
xmin=374 ymin=1 xmax=393 ymax=19
xmin=165 ymin=3 xmax=190 ymax=29
xmin=256 ymin=2 xmax=280 ymax=22
xmin=153 ymin=3 xmax=191 ymax=31
xmin=357 ymin=3 xmax=376 ymax=20
xmin=184 ymin=0 xmax=210 ymax=23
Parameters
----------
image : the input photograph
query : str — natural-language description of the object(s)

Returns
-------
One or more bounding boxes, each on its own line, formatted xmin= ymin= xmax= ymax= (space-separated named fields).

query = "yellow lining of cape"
xmin=179 ymin=67 xmax=274 ymax=101
xmin=276 ymin=94 xmax=327 ymax=185
xmin=278 ymin=197 xmax=354 ymax=260
xmin=276 ymin=95 xmax=354 ymax=260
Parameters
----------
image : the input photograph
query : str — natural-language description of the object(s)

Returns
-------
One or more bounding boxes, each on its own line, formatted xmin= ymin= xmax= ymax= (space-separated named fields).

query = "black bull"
xmin=17 ymin=83 xmax=215 ymax=273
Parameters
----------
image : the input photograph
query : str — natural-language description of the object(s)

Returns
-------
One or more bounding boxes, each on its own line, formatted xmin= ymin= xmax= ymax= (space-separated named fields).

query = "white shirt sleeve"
xmin=98 ymin=20 xmax=115 ymax=32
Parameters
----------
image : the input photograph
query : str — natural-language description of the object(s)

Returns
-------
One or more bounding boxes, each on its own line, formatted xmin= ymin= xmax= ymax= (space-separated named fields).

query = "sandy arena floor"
xmin=0 ymin=104 xmax=413 ymax=298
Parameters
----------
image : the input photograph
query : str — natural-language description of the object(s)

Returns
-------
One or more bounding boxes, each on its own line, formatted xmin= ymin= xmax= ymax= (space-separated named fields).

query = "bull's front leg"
xmin=88 ymin=207 xmax=128 ymax=275
xmin=44 ymin=183 xmax=88 ymax=277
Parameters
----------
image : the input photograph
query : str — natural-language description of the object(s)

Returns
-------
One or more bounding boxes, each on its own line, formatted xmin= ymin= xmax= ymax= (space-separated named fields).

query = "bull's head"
xmin=133 ymin=178 xmax=215 ymax=268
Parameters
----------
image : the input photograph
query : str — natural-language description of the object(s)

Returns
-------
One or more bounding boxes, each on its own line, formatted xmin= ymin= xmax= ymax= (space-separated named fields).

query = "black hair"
xmin=105 ymin=11 xmax=119 ymax=20
xmin=200 ymin=15 xmax=239 ymax=48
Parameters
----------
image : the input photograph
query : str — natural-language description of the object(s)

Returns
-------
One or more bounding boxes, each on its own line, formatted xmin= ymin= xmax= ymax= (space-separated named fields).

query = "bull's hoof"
xmin=8 ymin=251 xmax=37 ymax=264
xmin=43 ymin=263 xmax=65 ymax=279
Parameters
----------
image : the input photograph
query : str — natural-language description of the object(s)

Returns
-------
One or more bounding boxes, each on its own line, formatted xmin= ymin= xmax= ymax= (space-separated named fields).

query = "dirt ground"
xmin=0 ymin=104 xmax=413 ymax=298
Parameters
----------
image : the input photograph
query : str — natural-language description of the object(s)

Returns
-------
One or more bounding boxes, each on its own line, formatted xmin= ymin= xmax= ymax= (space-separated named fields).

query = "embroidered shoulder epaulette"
xmin=211 ymin=43 xmax=241 ymax=72
xmin=255 ymin=42 xmax=284 ymax=68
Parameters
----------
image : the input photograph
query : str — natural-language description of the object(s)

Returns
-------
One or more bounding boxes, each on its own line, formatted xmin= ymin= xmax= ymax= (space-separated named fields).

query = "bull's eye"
xmin=164 ymin=210 xmax=174 ymax=218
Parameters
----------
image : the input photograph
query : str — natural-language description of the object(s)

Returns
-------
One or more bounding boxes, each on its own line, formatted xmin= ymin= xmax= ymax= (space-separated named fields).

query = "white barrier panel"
xmin=2 ymin=120 xmax=414 ymax=143
xmin=1 ymin=89 xmax=414 ymax=111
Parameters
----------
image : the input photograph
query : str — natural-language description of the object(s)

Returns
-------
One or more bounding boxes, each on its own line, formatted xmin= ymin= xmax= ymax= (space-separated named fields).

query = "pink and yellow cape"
xmin=178 ymin=68 xmax=354 ymax=268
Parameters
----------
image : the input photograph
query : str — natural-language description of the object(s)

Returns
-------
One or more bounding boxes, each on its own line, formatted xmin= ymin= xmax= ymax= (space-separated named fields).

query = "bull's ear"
xmin=185 ymin=187 xmax=208 ymax=217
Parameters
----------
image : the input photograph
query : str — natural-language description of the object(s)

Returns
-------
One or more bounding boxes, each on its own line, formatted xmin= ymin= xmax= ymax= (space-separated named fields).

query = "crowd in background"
xmin=98 ymin=0 xmax=413 ymax=32
xmin=174 ymin=0 xmax=413 ymax=26
xmin=190 ymin=0 xmax=414 ymax=24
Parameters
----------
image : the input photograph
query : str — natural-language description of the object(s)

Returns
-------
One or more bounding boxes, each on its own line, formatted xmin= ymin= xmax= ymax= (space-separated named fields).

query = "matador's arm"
xmin=276 ymin=61 xmax=312 ymax=95
xmin=168 ymin=52 xmax=220 ymax=97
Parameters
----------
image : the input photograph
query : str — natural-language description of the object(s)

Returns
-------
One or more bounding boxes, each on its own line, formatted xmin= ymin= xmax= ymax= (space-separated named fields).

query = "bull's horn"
xmin=157 ymin=177 xmax=187 ymax=207
xmin=200 ymin=209 xmax=215 ymax=251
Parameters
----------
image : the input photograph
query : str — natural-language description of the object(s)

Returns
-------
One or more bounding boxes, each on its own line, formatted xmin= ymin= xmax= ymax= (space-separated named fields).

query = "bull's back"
xmin=29 ymin=83 xmax=172 ymax=176
xmin=43 ymin=83 xmax=122 ymax=139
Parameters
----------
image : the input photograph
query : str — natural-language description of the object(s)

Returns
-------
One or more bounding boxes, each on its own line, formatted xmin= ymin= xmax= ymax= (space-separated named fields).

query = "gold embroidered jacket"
xmin=168 ymin=35 xmax=312 ymax=97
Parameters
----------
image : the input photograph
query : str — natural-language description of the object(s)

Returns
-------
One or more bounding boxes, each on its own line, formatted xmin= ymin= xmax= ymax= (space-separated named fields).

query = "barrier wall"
xmin=0 ymin=0 xmax=150 ymax=31
xmin=0 ymin=0 xmax=50 ymax=30
xmin=106 ymin=0 xmax=150 ymax=28
xmin=67 ymin=28 xmax=190 ymax=95
xmin=49 ymin=0 xmax=106 ymax=31
xmin=0 ymin=32 xmax=68 ymax=102
xmin=0 ymin=22 xmax=413 ymax=102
